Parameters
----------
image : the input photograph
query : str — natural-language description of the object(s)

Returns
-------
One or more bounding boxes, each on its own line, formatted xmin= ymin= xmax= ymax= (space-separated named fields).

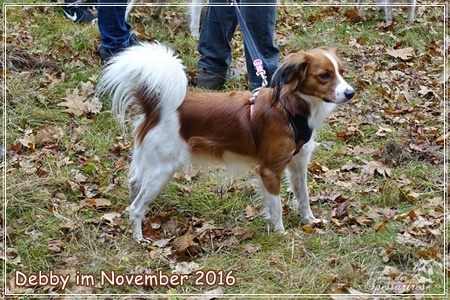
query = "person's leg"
xmin=98 ymin=0 xmax=131 ymax=51
xmin=197 ymin=0 xmax=237 ymax=89
xmin=97 ymin=0 xmax=140 ymax=61
xmin=241 ymin=0 xmax=279 ymax=90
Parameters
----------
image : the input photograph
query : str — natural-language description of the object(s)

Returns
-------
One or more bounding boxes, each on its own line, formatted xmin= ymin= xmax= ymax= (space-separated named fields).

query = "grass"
xmin=3 ymin=1 xmax=447 ymax=298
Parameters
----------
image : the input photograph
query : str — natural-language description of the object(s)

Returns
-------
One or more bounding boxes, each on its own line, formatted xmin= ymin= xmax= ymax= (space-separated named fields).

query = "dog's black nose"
xmin=345 ymin=88 xmax=355 ymax=100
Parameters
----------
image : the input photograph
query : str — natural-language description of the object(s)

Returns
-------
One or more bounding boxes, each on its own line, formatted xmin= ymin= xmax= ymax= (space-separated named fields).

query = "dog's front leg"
xmin=383 ymin=4 xmax=393 ymax=25
xmin=286 ymin=143 xmax=318 ymax=224
xmin=189 ymin=0 xmax=203 ymax=38
xmin=125 ymin=0 xmax=141 ymax=21
xmin=407 ymin=0 xmax=415 ymax=23
xmin=256 ymin=166 xmax=285 ymax=233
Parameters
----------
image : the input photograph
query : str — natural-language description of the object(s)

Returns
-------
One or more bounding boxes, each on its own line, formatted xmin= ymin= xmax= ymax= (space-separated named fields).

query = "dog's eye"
xmin=319 ymin=72 xmax=331 ymax=80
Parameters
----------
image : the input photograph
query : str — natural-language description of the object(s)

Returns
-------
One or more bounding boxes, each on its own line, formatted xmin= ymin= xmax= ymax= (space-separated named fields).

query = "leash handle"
xmin=230 ymin=0 xmax=268 ymax=89
xmin=253 ymin=59 xmax=268 ymax=87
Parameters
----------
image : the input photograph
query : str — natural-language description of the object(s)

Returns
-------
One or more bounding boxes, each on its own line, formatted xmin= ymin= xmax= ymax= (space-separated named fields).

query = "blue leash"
xmin=230 ymin=0 xmax=268 ymax=88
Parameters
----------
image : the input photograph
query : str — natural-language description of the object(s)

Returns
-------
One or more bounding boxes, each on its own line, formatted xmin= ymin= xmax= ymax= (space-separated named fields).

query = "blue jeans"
xmin=197 ymin=0 xmax=279 ymax=90
xmin=97 ymin=0 xmax=131 ymax=50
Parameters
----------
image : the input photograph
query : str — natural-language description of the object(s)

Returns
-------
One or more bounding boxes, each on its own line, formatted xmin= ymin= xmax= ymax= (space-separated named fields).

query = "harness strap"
xmin=285 ymin=110 xmax=312 ymax=156
xmin=249 ymin=88 xmax=261 ymax=150
xmin=249 ymin=92 xmax=312 ymax=156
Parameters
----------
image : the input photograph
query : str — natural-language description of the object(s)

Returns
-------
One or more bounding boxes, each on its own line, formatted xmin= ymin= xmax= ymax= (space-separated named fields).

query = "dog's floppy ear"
xmin=270 ymin=51 xmax=310 ymax=106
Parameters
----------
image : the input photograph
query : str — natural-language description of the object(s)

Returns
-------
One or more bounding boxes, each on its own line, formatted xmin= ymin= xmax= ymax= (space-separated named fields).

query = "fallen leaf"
xmin=244 ymin=205 xmax=259 ymax=220
xmin=171 ymin=261 xmax=200 ymax=275
xmin=58 ymin=87 xmax=103 ymax=116
xmin=6 ymin=248 xmax=21 ymax=265
xmin=386 ymin=47 xmax=415 ymax=61
xmin=302 ymin=224 xmax=316 ymax=233
xmin=345 ymin=7 xmax=362 ymax=22
xmin=46 ymin=238 xmax=63 ymax=253
xmin=101 ymin=212 xmax=122 ymax=227
xmin=380 ymin=248 xmax=396 ymax=262
xmin=173 ymin=233 xmax=199 ymax=252
xmin=242 ymin=243 xmax=261 ymax=255
xmin=374 ymin=221 xmax=386 ymax=234
xmin=18 ymin=131 xmax=35 ymax=149
xmin=361 ymin=160 xmax=391 ymax=177
xmin=79 ymin=198 xmax=111 ymax=208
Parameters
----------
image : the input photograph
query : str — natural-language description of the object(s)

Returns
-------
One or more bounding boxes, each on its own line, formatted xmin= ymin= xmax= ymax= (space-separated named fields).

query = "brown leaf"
xmin=6 ymin=247 xmax=21 ymax=265
xmin=35 ymin=125 xmax=64 ymax=145
xmin=386 ymin=47 xmax=416 ymax=61
xmin=361 ymin=160 xmax=391 ymax=177
xmin=308 ymin=161 xmax=329 ymax=173
xmin=242 ymin=243 xmax=261 ymax=255
xmin=380 ymin=248 xmax=396 ymax=262
xmin=79 ymin=198 xmax=111 ymax=208
xmin=47 ymin=238 xmax=63 ymax=253
xmin=418 ymin=247 xmax=441 ymax=261
xmin=101 ymin=212 xmax=122 ymax=227
xmin=58 ymin=88 xmax=102 ymax=116
xmin=142 ymin=228 xmax=161 ymax=241
xmin=18 ymin=131 xmax=35 ymax=149
xmin=244 ymin=205 xmax=259 ymax=220
xmin=373 ymin=221 xmax=386 ymax=234
xmin=356 ymin=215 xmax=374 ymax=227
xmin=340 ymin=161 xmax=359 ymax=172
xmin=345 ymin=7 xmax=362 ymax=22
xmin=171 ymin=261 xmax=200 ymax=275
xmin=223 ymin=236 xmax=239 ymax=249
xmin=173 ymin=233 xmax=199 ymax=251
xmin=241 ymin=231 xmax=254 ymax=241
xmin=302 ymin=224 xmax=316 ymax=234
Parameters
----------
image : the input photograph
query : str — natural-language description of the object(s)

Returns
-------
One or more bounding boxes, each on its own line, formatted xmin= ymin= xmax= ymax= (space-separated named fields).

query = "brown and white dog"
xmin=97 ymin=43 xmax=355 ymax=241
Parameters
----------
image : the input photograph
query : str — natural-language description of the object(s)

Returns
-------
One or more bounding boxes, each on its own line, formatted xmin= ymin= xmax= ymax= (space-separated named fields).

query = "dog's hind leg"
xmin=127 ymin=165 xmax=177 ymax=242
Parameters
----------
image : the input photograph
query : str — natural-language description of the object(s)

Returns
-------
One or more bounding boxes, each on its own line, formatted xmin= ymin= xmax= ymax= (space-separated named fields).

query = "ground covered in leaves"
xmin=2 ymin=1 xmax=448 ymax=298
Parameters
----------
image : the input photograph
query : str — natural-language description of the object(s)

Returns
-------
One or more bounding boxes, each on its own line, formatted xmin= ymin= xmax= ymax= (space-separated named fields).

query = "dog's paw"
xmin=275 ymin=227 xmax=287 ymax=235
xmin=304 ymin=216 xmax=328 ymax=226
xmin=135 ymin=236 xmax=153 ymax=245
xmin=272 ymin=221 xmax=285 ymax=234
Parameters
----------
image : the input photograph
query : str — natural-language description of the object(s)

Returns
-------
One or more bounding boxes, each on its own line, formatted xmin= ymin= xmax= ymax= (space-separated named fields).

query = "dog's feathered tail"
xmin=97 ymin=42 xmax=188 ymax=132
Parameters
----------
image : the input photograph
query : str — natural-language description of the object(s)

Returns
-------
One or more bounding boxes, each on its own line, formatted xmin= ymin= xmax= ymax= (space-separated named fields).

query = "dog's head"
xmin=270 ymin=47 xmax=354 ymax=107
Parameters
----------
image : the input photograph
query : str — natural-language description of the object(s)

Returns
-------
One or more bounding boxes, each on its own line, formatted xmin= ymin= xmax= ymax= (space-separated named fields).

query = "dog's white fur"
xmin=358 ymin=0 xmax=416 ymax=25
xmin=97 ymin=43 xmax=354 ymax=241
xmin=125 ymin=0 xmax=204 ymax=38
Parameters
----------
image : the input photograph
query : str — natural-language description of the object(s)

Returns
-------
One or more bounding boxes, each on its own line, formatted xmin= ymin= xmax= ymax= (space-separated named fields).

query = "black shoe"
xmin=196 ymin=67 xmax=240 ymax=90
xmin=63 ymin=5 xmax=96 ymax=24
xmin=98 ymin=34 xmax=141 ymax=62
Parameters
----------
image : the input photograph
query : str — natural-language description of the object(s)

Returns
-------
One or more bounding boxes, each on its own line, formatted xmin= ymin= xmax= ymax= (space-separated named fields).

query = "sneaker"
xmin=63 ymin=4 xmax=96 ymax=23
xmin=98 ymin=34 xmax=141 ymax=62
xmin=196 ymin=68 xmax=240 ymax=90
